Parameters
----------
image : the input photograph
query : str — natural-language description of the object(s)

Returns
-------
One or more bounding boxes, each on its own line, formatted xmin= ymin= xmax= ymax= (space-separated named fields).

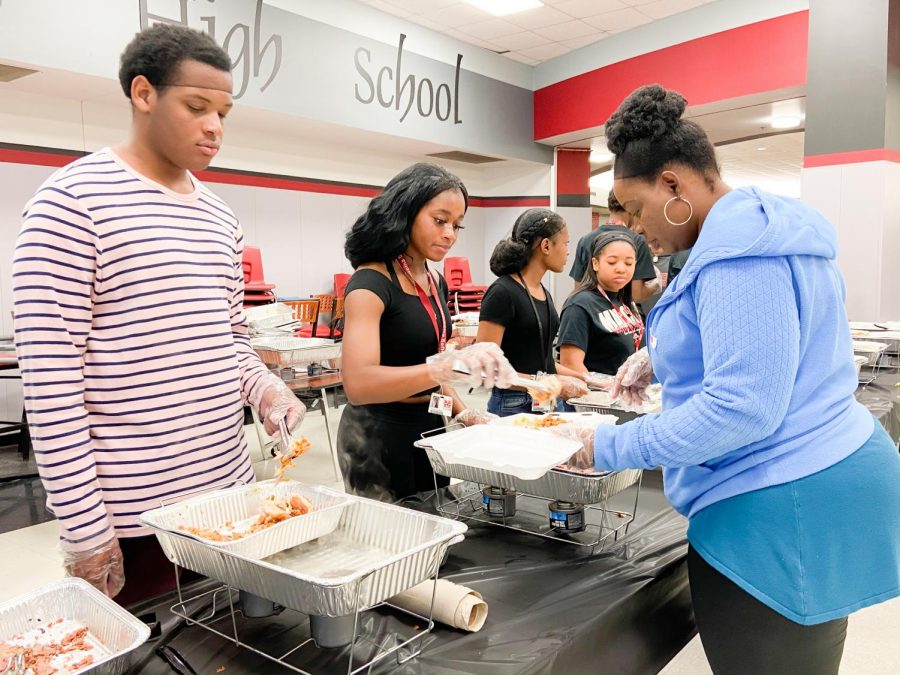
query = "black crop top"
xmin=345 ymin=264 xmax=452 ymax=392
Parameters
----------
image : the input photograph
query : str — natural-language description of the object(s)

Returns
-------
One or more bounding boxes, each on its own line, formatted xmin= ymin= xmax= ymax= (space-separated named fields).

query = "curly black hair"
xmin=344 ymin=163 xmax=468 ymax=268
xmin=605 ymin=84 xmax=719 ymax=184
xmin=489 ymin=208 xmax=566 ymax=277
xmin=119 ymin=23 xmax=232 ymax=98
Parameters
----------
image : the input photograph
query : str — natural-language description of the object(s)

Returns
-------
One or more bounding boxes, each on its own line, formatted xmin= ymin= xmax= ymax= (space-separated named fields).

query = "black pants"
xmin=337 ymin=402 xmax=448 ymax=502
xmin=688 ymin=545 xmax=847 ymax=675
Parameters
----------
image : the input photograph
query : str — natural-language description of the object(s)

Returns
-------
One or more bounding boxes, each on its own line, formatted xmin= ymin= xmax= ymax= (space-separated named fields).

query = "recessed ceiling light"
xmin=463 ymin=0 xmax=543 ymax=17
xmin=590 ymin=150 xmax=612 ymax=164
xmin=756 ymin=147 xmax=767 ymax=151
xmin=771 ymin=115 xmax=802 ymax=129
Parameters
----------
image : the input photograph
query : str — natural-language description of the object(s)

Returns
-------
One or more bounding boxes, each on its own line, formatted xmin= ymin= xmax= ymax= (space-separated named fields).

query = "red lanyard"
xmin=596 ymin=286 xmax=644 ymax=351
xmin=396 ymin=256 xmax=447 ymax=353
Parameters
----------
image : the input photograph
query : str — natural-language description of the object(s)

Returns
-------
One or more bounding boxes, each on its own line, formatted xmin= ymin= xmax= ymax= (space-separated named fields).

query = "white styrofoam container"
xmin=853 ymin=355 xmax=868 ymax=377
xmin=424 ymin=425 xmax=581 ymax=480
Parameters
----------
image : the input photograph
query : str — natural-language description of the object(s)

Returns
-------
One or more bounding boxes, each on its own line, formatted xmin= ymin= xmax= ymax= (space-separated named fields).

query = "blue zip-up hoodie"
xmin=593 ymin=187 xmax=874 ymax=517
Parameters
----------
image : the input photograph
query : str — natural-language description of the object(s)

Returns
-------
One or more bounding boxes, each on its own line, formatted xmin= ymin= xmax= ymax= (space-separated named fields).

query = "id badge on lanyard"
xmin=396 ymin=256 xmax=451 ymax=416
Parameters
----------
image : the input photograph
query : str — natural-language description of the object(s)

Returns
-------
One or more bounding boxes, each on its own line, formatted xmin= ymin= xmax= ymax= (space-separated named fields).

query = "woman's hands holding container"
xmin=426 ymin=342 xmax=516 ymax=389
xmin=610 ymin=348 xmax=653 ymax=408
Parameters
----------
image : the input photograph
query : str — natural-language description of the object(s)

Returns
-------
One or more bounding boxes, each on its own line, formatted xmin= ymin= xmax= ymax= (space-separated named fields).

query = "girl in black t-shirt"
xmin=339 ymin=164 xmax=516 ymax=501
xmin=558 ymin=232 xmax=645 ymax=379
xmin=477 ymin=208 xmax=590 ymax=416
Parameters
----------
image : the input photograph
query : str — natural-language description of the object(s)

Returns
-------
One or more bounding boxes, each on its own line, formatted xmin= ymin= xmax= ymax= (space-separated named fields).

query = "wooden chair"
xmin=330 ymin=296 xmax=344 ymax=340
xmin=284 ymin=299 xmax=320 ymax=336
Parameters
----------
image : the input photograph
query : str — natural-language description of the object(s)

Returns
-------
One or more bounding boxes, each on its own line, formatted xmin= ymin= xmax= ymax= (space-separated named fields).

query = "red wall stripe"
xmin=802 ymin=148 xmax=900 ymax=168
xmin=0 ymin=145 xmax=547 ymax=207
xmin=555 ymin=148 xmax=590 ymax=195
xmin=534 ymin=11 xmax=809 ymax=141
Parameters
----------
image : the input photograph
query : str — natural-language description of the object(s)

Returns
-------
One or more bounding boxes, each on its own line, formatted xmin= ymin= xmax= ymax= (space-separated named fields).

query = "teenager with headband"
xmin=340 ymin=163 xmax=515 ymax=500
xmin=476 ymin=209 xmax=590 ymax=416
xmin=558 ymin=231 xmax=643 ymax=382
xmin=555 ymin=84 xmax=900 ymax=675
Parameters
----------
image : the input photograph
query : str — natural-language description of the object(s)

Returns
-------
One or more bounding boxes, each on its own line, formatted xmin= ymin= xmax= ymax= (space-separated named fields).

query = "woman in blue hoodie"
xmin=560 ymin=85 xmax=900 ymax=674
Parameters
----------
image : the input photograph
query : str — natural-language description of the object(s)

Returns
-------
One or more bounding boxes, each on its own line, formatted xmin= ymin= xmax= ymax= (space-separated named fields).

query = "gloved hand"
xmin=64 ymin=537 xmax=126 ymax=598
xmin=610 ymin=348 xmax=653 ymax=409
xmin=554 ymin=375 xmax=589 ymax=401
xmin=584 ymin=372 xmax=615 ymax=390
xmin=549 ymin=424 xmax=596 ymax=470
xmin=452 ymin=409 xmax=498 ymax=426
xmin=426 ymin=342 xmax=516 ymax=389
xmin=257 ymin=378 xmax=307 ymax=436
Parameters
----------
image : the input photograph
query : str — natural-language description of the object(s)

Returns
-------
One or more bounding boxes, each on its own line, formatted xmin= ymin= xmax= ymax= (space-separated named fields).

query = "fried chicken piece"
xmin=274 ymin=437 xmax=311 ymax=483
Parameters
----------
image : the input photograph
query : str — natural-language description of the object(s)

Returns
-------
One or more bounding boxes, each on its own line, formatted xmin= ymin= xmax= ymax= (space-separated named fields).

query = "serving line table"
xmin=0 ymin=357 xmax=30 ymax=461
xmin=126 ymin=471 xmax=694 ymax=675
xmin=856 ymin=370 xmax=900 ymax=444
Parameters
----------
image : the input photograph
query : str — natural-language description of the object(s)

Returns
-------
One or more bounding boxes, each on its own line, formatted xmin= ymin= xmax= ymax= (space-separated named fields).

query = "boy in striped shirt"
xmin=13 ymin=24 xmax=306 ymax=604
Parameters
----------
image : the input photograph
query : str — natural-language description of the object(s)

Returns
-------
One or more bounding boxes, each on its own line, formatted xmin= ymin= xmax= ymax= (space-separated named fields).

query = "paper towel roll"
xmin=389 ymin=579 xmax=488 ymax=632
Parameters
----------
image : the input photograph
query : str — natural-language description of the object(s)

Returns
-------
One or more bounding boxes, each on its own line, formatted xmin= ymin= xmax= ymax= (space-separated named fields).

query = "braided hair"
xmin=605 ymin=84 xmax=719 ymax=186
xmin=489 ymin=208 xmax=566 ymax=276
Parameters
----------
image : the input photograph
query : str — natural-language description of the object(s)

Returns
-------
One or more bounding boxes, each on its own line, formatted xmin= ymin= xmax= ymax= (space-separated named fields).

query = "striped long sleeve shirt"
xmin=13 ymin=148 xmax=274 ymax=552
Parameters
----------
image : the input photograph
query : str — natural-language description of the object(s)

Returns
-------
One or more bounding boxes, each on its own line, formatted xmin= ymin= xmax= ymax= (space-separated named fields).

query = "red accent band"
xmin=468 ymin=196 xmax=550 ymax=208
xmin=534 ymin=11 xmax=809 ymax=141
xmin=803 ymin=148 xmax=900 ymax=168
xmin=555 ymin=149 xmax=591 ymax=195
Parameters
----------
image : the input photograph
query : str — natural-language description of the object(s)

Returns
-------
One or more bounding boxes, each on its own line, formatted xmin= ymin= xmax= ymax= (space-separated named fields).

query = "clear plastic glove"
xmin=64 ymin=537 xmax=125 ymax=598
xmin=257 ymin=379 xmax=307 ymax=436
xmin=452 ymin=409 xmax=498 ymax=427
xmin=610 ymin=348 xmax=653 ymax=409
xmin=426 ymin=342 xmax=516 ymax=389
xmin=584 ymin=372 xmax=615 ymax=390
xmin=554 ymin=375 xmax=589 ymax=401
xmin=549 ymin=424 xmax=596 ymax=470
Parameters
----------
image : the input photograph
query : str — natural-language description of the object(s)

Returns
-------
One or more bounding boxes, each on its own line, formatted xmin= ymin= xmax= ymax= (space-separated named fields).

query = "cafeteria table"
xmin=127 ymin=471 xmax=693 ymax=675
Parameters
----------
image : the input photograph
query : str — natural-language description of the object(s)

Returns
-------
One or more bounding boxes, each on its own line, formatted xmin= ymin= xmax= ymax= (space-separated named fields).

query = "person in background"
xmin=668 ymin=248 xmax=692 ymax=281
xmin=12 ymin=24 xmax=307 ymax=605
xmin=557 ymin=84 xmax=900 ymax=674
xmin=340 ymin=163 xmax=515 ymax=500
xmin=569 ymin=189 xmax=659 ymax=304
xmin=558 ymin=232 xmax=643 ymax=382
xmin=476 ymin=209 xmax=590 ymax=416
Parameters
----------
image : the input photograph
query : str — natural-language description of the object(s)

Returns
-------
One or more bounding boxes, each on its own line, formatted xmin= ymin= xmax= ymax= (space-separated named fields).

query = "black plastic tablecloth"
xmin=129 ymin=471 xmax=694 ymax=674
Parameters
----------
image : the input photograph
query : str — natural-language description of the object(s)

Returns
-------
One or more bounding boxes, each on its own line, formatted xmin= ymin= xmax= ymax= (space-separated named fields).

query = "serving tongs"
xmin=451 ymin=359 xmax=551 ymax=392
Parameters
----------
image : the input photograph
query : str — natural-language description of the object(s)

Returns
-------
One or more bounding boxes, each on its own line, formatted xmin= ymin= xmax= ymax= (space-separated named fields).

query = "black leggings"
xmin=688 ymin=545 xmax=848 ymax=675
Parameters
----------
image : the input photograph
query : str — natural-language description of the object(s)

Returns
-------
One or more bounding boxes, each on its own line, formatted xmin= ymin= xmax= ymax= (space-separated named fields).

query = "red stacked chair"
xmin=242 ymin=246 xmax=276 ymax=307
xmin=443 ymin=257 xmax=486 ymax=315
xmin=334 ymin=273 xmax=351 ymax=298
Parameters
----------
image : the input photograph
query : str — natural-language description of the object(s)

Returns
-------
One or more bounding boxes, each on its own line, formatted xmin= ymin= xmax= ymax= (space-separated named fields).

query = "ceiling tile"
xmin=504 ymin=52 xmax=541 ymax=65
xmin=461 ymin=17 xmax=525 ymax=40
xmin=562 ymin=33 xmax=606 ymax=49
xmin=638 ymin=0 xmax=705 ymax=20
xmin=504 ymin=5 xmax=573 ymax=30
xmin=583 ymin=7 xmax=651 ymax=31
xmin=553 ymin=0 xmax=628 ymax=19
xmin=382 ymin=0 xmax=456 ymax=11
xmin=489 ymin=30 xmax=552 ymax=51
xmin=362 ymin=0 xmax=412 ymax=17
xmin=403 ymin=16 xmax=448 ymax=32
xmin=427 ymin=3 xmax=492 ymax=28
xmin=517 ymin=42 xmax=572 ymax=60
xmin=532 ymin=19 xmax=601 ymax=41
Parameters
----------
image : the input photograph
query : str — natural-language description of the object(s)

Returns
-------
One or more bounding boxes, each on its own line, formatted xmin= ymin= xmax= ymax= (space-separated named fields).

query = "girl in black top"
xmin=558 ymin=232 xmax=644 ymax=378
xmin=477 ymin=208 xmax=589 ymax=416
xmin=339 ymin=163 xmax=515 ymax=500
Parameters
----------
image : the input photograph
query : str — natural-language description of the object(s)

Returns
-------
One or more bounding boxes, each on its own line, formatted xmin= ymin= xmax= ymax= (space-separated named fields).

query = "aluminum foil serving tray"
xmin=141 ymin=481 xmax=351 ymax=560
xmin=417 ymin=441 xmax=641 ymax=504
xmin=251 ymin=336 xmax=342 ymax=367
xmin=0 ymin=578 xmax=150 ymax=675
xmin=143 ymin=494 xmax=467 ymax=617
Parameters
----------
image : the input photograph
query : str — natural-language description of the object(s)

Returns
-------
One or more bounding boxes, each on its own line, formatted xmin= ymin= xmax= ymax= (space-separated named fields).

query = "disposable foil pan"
xmin=853 ymin=340 xmax=888 ymax=367
xmin=140 ymin=481 xmax=351 ymax=560
xmin=419 ymin=444 xmax=641 ymax=504
xmin=251 ymin=337 xmax=342 ymax=367
xmin=144 ymin=497 xmax=467 ymax=617
xmin=0 ymin=578 xmax=150 ymax=674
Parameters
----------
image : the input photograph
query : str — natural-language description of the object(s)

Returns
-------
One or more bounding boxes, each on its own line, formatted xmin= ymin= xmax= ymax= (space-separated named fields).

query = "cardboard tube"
xmin=389 ymin=579 xmax=487 ymax=632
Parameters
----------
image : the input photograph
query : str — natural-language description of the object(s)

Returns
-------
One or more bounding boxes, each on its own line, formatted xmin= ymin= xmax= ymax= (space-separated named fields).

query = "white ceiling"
xmin=358 ymin=0 xmax=718 ymax=65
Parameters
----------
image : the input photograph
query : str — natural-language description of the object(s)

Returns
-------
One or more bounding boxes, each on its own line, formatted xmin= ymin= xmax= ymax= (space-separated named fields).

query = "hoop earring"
xmin=664 ymin=195 xmax=693 ymax=226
